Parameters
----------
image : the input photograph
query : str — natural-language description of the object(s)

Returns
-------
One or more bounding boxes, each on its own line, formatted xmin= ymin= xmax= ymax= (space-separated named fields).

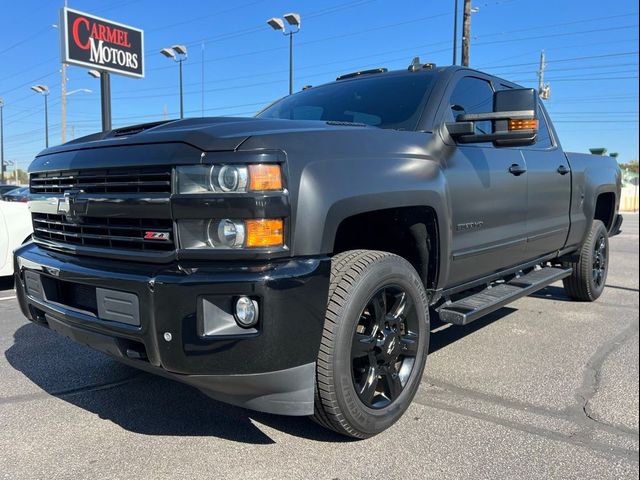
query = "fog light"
xmin=234 ymin=296 xmax=258 ymax=328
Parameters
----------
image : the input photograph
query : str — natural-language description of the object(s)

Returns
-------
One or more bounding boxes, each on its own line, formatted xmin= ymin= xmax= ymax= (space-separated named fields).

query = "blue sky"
xmin=1 ymin=0 xmax=638 ymax=171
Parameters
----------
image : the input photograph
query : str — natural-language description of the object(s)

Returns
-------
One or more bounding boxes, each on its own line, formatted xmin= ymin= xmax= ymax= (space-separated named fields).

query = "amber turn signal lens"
xmin=248 ymin=164 xmax=283 ymax=191
xmin=509 ymin=119 xmax=538 ymax=131
xmin=245 ymin=219 xmax=284 ymax=248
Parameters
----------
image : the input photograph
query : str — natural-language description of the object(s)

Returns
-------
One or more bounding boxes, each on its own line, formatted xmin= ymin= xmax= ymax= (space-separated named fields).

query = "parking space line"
xmin=0 ymin=296 xmax=17 ymax=301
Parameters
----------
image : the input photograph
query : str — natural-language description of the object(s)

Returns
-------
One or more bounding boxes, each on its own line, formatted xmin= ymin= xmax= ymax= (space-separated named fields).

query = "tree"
xmin=620 ymin=160 xmax=639 ymax=174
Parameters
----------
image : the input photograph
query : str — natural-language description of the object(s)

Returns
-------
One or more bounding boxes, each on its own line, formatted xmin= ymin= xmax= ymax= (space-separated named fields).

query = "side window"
xmin=448 ymin=76 xmax=494 ymax=136
xmin=535 ymin=105 xmax=553 ymax=149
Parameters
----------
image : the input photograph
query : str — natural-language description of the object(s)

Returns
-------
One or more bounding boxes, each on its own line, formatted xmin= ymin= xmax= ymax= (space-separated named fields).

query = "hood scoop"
xmin=112 ymin=120 xmax=172 ymax=137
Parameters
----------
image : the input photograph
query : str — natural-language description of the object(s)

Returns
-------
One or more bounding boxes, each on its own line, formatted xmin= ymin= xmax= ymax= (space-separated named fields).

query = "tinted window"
xmin=258 ymin=73 xmax=436 ymax=130
xmin=535 ymin=104 xmax=553 ymax=149
xmin=448 ymin=76 xmax=494 ymax=135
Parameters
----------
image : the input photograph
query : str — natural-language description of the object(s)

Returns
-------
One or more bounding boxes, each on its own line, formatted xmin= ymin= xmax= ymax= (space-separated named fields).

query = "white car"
xmin=0 ymin=200 xmax=33 ymax=277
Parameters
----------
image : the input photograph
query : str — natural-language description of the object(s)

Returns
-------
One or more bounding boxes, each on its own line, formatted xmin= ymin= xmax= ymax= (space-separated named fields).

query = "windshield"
xmin=257 ymin=72 xmax=436 ymax=131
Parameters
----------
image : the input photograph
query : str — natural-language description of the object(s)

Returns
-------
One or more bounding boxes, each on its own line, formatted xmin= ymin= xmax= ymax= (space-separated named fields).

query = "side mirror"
xmin=445 ymin=88 xmax=538 ymax=147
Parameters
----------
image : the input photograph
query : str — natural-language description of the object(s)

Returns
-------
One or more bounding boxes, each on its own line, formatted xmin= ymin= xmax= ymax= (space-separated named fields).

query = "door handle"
xmin=557 ymin=165 xmax=570 ymax=175
xmin=508 ymin=164 xmax=527 ymax=176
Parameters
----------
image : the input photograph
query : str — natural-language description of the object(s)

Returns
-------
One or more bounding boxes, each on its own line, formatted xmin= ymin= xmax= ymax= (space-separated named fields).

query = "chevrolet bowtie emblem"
xmin=57 ymin=190 xmax=87 ymax=223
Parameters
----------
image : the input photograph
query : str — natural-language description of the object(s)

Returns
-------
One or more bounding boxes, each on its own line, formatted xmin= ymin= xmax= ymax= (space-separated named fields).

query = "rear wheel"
xmin=313 ymin=250 xmax=430 ymax=438
xmin=563 ymin=219 xmax=609 ymax=301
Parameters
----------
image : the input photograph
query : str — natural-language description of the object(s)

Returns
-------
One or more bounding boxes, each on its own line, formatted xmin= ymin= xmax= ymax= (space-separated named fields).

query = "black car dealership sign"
xmin=60 ymin=7 xmax=144 ymax=78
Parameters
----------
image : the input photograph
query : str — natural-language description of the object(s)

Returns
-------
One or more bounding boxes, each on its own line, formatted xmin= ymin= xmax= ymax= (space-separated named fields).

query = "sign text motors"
xmin=60 ymin=7 xmax=144 ymax=78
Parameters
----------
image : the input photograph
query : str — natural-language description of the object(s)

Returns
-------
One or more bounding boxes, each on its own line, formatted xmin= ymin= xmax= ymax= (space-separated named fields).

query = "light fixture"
xmin=267 ymin=17 xmax=284 ymax=30
xmin=283 ymin=13 xmax=301 ymax=27
xmin=31 ymin=85 xmax=49 ymax=94
xmin=234 ymin=296 xmax=258 ymax=328
xmin=172 ymin=44 xmax=188 ymax=55
xmin=160 ymin=47 xmax=176 ymax=58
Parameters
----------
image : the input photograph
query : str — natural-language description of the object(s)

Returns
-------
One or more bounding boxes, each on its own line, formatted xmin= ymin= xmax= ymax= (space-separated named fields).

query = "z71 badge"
xmin=144 ymin=231 xmax=171 ymax=241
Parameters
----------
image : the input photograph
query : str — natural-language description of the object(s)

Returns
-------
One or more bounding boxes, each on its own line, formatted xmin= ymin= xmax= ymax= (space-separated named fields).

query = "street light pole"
xmin=31 ymin=85 xmax=50 ymax=148
xmin=44 ymin=93 xmax=49 ymax=148
xmin=179 ymin=57 xmax=184 ymax=119
xmin=160 ymin=45 xmax=188 ymax=119
xmin=289 ymin=31 xmax=293 ymax=95
xmin=267 ymin=13 xmax=301 ymax=95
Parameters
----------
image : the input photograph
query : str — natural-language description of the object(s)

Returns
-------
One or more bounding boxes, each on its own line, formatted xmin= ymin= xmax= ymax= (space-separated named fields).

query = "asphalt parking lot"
xmin=1 ymin=215 xmax=638 ymax=479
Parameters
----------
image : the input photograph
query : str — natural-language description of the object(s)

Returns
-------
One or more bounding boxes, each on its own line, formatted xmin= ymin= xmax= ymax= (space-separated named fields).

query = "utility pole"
xmin=451 ymin=0 xmax=458 ymax=65
xmin=453 ymin=0 xmax=459 ymax=65
xmin=61 ymin=0 xmax=68 ymax=143
xmin=537 ymin=50 xmax=545 ymax=92
xmin=61 ymin=63 xmax=67 ymax=143
xmin=461 ymin=0 xmax=472 ymax=66
xmin=537 ymin=50 xmax=551 ymax=100
xmin=0 ymin=98 xmax=4 ymax=183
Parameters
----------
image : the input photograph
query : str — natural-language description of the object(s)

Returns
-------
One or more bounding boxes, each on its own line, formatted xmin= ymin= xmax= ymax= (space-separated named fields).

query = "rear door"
xmin=519 ymin=103 xmax=571 ymax=259
xmin=438 ymin=74 xmax=529 ymax=287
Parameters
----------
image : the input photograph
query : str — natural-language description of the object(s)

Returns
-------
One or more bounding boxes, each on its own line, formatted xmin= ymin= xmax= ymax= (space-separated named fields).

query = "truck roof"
xmin=326 ymin=62 xmax=520 ymax=90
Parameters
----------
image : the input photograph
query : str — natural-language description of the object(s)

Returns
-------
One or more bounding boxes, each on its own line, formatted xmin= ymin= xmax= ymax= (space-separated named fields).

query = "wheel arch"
xmin=326 ymin=197 xmax=446 ymax=293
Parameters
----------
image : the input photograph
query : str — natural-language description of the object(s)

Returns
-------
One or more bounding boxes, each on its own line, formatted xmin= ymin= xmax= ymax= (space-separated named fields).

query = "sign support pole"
xmin=100 ymin=72 xmax=112 ymax=132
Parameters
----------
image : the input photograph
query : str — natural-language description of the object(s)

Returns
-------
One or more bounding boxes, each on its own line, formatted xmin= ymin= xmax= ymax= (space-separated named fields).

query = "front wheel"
xmin=313 ymin=250 xmax=430 ymax=438
xmin=563 ymin=219 xmax=609 ymax=301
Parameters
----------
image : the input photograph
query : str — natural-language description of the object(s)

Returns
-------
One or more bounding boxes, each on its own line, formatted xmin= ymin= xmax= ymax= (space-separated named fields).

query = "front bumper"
xmin=14 ymin=243 xmax=330 ymax=415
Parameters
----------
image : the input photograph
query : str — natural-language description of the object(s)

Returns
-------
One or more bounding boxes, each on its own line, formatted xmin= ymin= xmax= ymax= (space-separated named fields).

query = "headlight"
xmin=178 ymin=218 xmax=284 ymax=249
xmin=208 ymin=219 xmax=245 ymax=248
xmin=176 ymin=164 xmax=282 ymax=194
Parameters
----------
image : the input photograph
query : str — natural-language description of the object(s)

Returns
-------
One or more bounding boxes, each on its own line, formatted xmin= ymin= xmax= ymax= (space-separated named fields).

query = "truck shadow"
xmin=429 ymin=307 xmax=516 ymax=354
xmin=5 ymin=307 xmax=514 ymax=443
xmin=529 ymin=285 xmax=573 ymax=302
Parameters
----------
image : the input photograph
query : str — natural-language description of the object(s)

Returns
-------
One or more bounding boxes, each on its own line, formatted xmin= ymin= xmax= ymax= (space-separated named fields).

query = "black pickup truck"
xmin=14 ymin=61 xmax=622 ymax=438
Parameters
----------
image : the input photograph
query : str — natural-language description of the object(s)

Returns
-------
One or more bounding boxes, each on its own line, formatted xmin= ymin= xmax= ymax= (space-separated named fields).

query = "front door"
xmin=440 ymin=75 xmax=529 ymax=287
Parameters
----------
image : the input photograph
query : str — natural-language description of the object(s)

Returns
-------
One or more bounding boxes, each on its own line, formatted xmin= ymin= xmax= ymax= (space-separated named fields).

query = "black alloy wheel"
xmin=563 ymin=219 xmax=609 ymax=302
xmin=351 ymin=286 xmax=419 ymax=409
xmin=592 ymin=233 xmax=607 ymax=288
xmin=313 ymin=250 xmax=430 ymax=438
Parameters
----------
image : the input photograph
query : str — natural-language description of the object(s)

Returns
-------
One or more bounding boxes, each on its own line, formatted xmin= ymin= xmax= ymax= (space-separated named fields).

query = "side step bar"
xmin=436 ymin=266 xmax=572 ymax=325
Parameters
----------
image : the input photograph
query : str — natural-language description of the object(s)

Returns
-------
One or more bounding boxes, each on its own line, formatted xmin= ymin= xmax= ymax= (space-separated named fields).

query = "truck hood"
xmin=35 ymin=117 xmax=376 ymax=157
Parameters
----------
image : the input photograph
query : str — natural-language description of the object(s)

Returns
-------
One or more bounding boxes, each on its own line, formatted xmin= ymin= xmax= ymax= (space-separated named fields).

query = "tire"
xmin=563 ymin=219 xmax=609 ymax=302
xmin=313 ymin=250 xmax=430 ymax=438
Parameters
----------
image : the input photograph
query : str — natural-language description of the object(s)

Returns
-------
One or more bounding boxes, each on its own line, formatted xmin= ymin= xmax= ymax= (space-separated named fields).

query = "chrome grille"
xmin=32 ymin=213 xmax=174 ymax=252
xmin=30 ymin=167 xmax=172 ymax=194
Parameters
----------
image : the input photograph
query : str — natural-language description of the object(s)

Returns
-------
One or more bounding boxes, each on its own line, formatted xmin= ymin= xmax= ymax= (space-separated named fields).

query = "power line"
xmin=144 ymin=0 xmax=375 ymax=55
xmin=0 ymin=25 xmax=52 ymax=58
xmin=482 ymin=51 xmax=639 ymax=70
